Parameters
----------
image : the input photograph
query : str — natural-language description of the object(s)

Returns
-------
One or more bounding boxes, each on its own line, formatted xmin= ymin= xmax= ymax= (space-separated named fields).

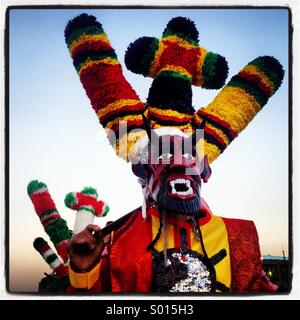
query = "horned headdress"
xmin=64 ymin=14 xmax=284 ymax=164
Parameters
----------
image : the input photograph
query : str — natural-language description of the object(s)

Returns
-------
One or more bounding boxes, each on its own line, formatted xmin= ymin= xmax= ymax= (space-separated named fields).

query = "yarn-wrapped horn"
xmin=65 ymin=13 xmax=147 ymax=161
xmin=125 ymin=17 xmax=228 ymax=131
xmin=192 ymin=56 xmax=284 ymax=163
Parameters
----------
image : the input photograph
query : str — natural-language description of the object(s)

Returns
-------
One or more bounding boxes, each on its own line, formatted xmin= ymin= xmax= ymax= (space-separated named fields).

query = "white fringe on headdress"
xmin=134 ymin=127 xmax=189 ymax=159
xmin=138 ymin=178 xmax=148 ymax=219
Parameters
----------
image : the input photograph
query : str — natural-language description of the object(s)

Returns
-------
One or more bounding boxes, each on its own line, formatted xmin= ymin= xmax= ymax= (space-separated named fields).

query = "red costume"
xmin=67 ymin=202 xmax=277 ymax=293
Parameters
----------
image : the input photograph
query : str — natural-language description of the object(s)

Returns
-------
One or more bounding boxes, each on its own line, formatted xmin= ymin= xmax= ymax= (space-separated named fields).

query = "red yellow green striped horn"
xmin=65 ymin=14 xmax=147 ymax=160
xmin=125 ymin=17 xmax=228 ymax=131
xmin=192 ymin=56 xmax=284 ymax=163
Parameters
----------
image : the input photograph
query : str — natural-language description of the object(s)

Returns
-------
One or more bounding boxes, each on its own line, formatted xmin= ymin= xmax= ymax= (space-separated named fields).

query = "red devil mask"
xmin=132 ymin=122 xmax=211 ymax=217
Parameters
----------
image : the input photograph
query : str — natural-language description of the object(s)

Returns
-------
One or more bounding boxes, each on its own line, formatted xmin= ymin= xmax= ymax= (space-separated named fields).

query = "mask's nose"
xmin=169 ymin=154 xmax=200 ymax=176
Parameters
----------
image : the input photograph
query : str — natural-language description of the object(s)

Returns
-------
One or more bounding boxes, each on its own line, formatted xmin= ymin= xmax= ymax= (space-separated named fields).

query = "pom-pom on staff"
xmin=64 ymin=187 xmax=109 ymax=234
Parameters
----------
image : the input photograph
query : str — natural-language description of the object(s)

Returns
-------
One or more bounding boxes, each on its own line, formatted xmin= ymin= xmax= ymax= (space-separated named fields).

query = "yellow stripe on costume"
xmin=150 ymin=213 xmax=231 ymax=290
xmin=152 ymin=214 xmax=175 ymax=251
xmin=194 ymin=47 xmax=208 ymax=86
xmin=69 ymin=33 xmax=111 ymax=57
xmin=149 ymin=106 xmax=193 ymax=121
xmin=204 ymin=86 xmax=261 ymax=134
xmin=242 ymin=64 xmax=275 ymax=93
xmin=79 ymin=57 xmax=119 ymax=75
xmin=193 ymin=215 xmax=231 ymax=290
xmin=97 ymin=99 xmax=142 ymax=119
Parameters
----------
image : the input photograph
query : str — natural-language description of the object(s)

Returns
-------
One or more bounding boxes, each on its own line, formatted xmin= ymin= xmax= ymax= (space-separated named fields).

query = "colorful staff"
xmin=33 ymin=237 xmax=68 ymax=276
xmin=27 ymin=180 xmax=71 ymax=262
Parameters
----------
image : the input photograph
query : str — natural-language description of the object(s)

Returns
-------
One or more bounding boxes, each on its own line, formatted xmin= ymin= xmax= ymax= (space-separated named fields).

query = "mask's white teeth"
xmin=169 ymin=179 xmax=194 ymax=196
xmin=187 ymin=187 xmax=193 ymax=195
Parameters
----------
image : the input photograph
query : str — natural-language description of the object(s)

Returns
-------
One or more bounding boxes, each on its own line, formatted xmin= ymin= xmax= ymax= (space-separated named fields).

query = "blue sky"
xmin=8 ymin=8 xmax=289 ymax=292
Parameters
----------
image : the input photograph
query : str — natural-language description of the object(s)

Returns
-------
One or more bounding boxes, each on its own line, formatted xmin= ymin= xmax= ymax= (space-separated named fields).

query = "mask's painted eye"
xmin=183 ymin=153 xmax=195 ymax=160
xmin=158 ymin=153 xmax=172 ymax=160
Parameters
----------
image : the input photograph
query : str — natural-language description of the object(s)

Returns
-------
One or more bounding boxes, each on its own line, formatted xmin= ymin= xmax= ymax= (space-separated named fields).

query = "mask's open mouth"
xmin=167 ymin=177 xmax=195 ymax=199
